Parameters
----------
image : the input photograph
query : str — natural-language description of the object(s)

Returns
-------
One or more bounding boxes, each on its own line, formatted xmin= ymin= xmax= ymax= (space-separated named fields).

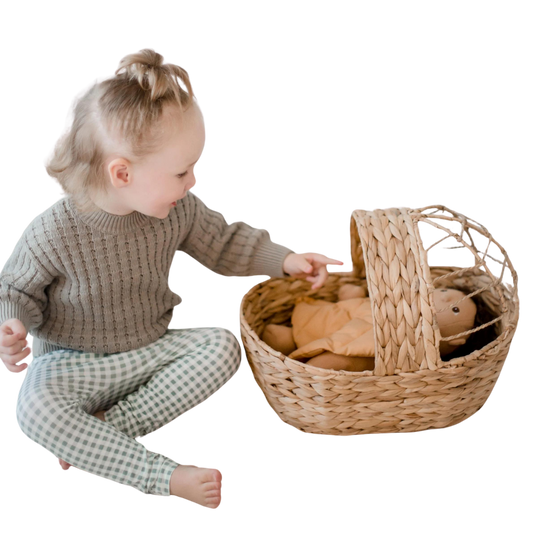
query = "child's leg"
xmin=16 ymin=357 xmax=179 ymax=496
xmin=16 ymin=327 xmax=240 ymax=497
xmin=103 ymin=327 xmax=241 ymax=438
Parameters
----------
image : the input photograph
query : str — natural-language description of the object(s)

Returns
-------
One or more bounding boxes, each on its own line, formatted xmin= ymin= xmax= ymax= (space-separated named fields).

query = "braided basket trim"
xmin=351 ymin=208 xmax=439 ymax=376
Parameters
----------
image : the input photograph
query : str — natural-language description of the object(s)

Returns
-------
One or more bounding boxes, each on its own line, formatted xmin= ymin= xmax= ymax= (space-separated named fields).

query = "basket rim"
xmin=238 ymin=202 xmax=523 ymax=375
xmin=240 ymin=268 xmax=519 ymax=376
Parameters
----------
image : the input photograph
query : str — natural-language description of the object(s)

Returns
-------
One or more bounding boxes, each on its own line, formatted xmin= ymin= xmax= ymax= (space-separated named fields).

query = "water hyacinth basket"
xmin=240 ymin=206 xmax=519 ymax=435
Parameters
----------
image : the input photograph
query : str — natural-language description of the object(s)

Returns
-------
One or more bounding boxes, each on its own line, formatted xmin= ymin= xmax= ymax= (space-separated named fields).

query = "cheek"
xmin=166 ymin=177 xmax=183 ymax=193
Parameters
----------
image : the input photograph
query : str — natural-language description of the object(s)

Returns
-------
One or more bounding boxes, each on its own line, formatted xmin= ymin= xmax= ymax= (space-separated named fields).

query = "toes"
xmin=169 ymin=465 xmax=223 ymax=508
xmin=211 ymin=468 xmax=224 ymax=483
xmin=204 ymin=500 xmax=224 ymax=513
xmin=204 ymin=483 xmax=221 ymax=495
xmin=58 ymin=458 xmax=71 ymax=470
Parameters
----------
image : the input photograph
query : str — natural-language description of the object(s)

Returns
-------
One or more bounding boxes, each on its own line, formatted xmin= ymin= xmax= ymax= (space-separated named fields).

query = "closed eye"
xmin=176 ymin=159 xmax=202 ymax=178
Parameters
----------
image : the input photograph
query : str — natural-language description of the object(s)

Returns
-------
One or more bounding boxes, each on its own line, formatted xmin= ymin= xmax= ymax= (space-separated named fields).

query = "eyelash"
xmin=176 ymin=162 xmax=200 ymax=178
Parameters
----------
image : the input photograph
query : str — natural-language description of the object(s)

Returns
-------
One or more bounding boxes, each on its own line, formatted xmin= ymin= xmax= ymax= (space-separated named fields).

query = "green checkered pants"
xmin=16 ymin=327 xmax=241 ymax=496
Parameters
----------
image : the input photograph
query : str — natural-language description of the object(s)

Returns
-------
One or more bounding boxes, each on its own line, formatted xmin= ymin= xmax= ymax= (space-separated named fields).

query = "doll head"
xmin=433 ymin=288 xmax=477 ymax=356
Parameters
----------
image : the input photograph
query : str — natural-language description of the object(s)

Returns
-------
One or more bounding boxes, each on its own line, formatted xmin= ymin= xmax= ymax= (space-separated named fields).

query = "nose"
xmin=186 ymin=173 xmax=196 ymax=191
xmin=189 ymin=168 xmax=198 ymax=191
xmin=189 ymin=176 xmax=198 ymax=191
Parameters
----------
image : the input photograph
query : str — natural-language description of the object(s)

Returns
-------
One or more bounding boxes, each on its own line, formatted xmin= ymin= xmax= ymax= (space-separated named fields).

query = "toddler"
xmin=0 ymin=49 xmax=342 ymax=508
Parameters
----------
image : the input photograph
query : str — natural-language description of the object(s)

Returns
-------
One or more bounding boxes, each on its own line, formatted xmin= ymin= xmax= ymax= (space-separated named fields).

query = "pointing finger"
xmin=304 ymin=253 xmax=343 ymax=266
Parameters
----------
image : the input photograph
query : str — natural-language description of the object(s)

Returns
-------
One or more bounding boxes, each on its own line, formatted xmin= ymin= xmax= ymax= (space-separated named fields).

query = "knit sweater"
xmin=0 ymin=192 xmax=293 ymax=358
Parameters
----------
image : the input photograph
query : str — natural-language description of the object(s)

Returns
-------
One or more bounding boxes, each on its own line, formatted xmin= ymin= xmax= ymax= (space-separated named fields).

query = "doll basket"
xmin=240 ymin=206 xmax=519 ymax=435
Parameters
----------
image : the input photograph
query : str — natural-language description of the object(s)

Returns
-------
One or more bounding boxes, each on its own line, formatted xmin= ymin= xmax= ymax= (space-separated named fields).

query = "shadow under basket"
xmin=240 ymin=206 xmax=519 ymax=435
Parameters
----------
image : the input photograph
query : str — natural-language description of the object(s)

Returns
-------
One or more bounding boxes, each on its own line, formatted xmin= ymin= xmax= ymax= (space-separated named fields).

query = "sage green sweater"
xmin=0 ymin=192 xmax=293 ymax=357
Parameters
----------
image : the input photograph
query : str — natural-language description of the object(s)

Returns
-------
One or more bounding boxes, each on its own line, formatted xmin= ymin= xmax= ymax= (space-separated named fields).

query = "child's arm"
xmin=0 ymin=234 xmax=54 ymax=347
xmin=178 ymin=192 xmax=294 ymax=278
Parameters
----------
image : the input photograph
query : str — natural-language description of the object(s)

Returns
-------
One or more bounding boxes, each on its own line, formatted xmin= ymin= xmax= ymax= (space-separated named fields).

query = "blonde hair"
xmin=46 ymin=49 xmax=195 ymax=214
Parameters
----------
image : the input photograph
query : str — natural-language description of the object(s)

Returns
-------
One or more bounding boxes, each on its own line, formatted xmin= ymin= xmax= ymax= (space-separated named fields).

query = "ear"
xmin=449 ymin=339 xmax=466 ymax=347
xmin=107 ymin=158 xmax=131 ymax=188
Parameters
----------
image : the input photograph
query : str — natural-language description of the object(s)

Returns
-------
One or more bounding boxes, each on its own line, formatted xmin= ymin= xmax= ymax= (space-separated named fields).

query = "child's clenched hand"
xmin=0 ymin=319 xmax=31 ymax=373
xmin=282 ymin=253 xmax=343 ymax=290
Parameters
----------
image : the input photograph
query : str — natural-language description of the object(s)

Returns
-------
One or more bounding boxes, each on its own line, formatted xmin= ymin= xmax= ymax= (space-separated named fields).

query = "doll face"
xmin=434 ymin=288 xmax=477 ymax=356
xmin=434 ymin=288 xmax=477 ymax=336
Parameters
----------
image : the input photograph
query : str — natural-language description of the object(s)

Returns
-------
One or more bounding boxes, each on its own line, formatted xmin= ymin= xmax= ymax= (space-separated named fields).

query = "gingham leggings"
xmin=16 ymin=327 xmax=241 ymax=496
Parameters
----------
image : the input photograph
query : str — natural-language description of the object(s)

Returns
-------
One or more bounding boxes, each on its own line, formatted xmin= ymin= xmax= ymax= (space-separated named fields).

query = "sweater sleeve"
xmin=0 ymin=235 xmax=54 ymax=333
xmin=179 ymin=192 xmax=294 ymax=278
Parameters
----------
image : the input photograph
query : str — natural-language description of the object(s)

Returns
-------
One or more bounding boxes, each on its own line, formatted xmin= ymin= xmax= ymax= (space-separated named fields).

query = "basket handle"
xmin=351 ymin=208 xmax=440 ymax=376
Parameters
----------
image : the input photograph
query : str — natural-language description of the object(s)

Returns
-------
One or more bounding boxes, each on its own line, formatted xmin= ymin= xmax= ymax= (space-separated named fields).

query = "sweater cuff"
xmin=0 ymin=302 xmax=35 ymax=332
xmin=249 ymin=239 xmax=294 ymax=278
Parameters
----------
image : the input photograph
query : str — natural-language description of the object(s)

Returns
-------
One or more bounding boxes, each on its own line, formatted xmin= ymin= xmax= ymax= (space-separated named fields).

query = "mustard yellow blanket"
xmin=289 ymin=297 xmax=375 ymax=360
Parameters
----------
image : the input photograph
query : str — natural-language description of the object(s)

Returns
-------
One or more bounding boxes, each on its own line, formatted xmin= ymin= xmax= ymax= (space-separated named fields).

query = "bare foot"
xmin=169 ymin=465 xmax=222 ymax=508
xmin=58 ymin=410 xmax=106 ymax=470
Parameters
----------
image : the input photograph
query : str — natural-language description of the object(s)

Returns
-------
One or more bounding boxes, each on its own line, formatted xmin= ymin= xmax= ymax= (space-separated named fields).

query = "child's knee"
xmin=211 ymin=328 xmax=241 ymax=374
xmin=16 ymin=383 xmax=64 ymax=439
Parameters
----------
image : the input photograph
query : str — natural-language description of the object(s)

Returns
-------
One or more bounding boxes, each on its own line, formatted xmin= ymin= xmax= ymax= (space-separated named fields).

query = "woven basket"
xmin=240 ymin=206 xmax=519 ymax=435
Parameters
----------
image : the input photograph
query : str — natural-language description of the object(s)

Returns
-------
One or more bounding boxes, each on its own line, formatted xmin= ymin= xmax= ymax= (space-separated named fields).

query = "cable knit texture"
xmin=0 ymin=192 xmax=293 ymax=357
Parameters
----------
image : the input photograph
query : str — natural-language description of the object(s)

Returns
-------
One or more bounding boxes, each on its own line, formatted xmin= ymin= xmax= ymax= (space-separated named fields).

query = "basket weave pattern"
xmin=353 ymin=209 xmax=439 ymax=375
xmin=240 ymin=206 xmax=518 ymax=435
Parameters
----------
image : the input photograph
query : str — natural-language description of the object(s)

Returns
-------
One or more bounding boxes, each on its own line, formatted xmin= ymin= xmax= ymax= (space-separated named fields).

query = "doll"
xmin=261 ymin=285 xmax=477 ymax=372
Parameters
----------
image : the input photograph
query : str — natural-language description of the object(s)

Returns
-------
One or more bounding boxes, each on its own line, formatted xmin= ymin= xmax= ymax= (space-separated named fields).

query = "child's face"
xmin=116 ymin=102 xmax=205 ymax=219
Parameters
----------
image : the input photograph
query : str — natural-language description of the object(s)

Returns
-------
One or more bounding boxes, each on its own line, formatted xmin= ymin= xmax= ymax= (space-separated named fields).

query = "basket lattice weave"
xmin=240 ymin=206 xmax=519 ymax=435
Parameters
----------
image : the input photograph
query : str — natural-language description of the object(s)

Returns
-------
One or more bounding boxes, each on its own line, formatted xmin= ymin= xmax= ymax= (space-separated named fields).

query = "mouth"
xmin=171 ymin=201 xmax=177 ymax=206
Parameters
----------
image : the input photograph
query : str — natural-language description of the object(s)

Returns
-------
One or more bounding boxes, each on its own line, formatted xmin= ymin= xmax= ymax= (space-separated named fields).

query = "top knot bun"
xmin=115 ymin=48 xmax=193 ymax=103
xmin=117 ymin=49 xmax=164 ymax=71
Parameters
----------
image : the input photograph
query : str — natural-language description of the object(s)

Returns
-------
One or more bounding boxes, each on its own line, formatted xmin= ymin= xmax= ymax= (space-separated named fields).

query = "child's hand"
xmin=0 ymin=319 xmax=31 ymax=373
xmin=282 ymin=253 xmax=343 ymax=290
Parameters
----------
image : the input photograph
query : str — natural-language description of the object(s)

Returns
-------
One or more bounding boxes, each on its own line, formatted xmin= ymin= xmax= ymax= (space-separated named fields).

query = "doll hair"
xmin=46 ymin=49 xmax=195 ymax=214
